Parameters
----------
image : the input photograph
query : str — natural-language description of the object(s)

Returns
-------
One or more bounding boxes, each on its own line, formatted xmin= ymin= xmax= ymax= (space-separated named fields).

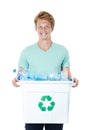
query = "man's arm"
xmin=62 ymin=67 xmax=79 ymax=87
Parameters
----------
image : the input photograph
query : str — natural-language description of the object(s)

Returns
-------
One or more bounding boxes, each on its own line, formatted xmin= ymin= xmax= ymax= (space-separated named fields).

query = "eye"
xmin=37 ymin=24 xmax=51 ymax=30
xmin=37 ymin=26 xmax=42 ymax=30
xmin=45 ymin=25 xmax=50 ymax=29
xmin=39 ymin=26 xmax=42 ymax=29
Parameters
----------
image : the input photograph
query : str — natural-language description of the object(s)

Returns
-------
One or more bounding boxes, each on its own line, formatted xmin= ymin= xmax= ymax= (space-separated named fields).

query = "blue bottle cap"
xmin=68 ymin=77 xmax=73 ymax=81
xmin=13 ymin=69 xmax=16 ymax=73
xmin=17 ymin=75 xmax=21 ymax=80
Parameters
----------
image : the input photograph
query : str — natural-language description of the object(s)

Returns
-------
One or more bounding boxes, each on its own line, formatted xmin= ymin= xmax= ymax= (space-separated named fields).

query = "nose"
xmin=41 ymin=27 xmax=46 ymax=32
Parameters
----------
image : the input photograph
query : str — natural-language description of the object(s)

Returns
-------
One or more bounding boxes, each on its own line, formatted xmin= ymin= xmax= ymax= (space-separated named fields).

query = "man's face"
xmin=35 ymin=19 xmax=53 ymax=40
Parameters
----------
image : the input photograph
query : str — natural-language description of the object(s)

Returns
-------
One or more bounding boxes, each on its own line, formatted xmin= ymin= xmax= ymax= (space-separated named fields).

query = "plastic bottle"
xmin=13 ymin=68 xmax=24 ymax=80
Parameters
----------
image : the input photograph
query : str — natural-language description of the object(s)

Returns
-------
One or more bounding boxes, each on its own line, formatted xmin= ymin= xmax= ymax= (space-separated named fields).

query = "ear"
xmin=35 ymin=25 xmax=37 ymax=31
xmin=51 ymin=27 xmax=53 ymax=32
xmin=51 ymin=26 xmax=54 ymax=32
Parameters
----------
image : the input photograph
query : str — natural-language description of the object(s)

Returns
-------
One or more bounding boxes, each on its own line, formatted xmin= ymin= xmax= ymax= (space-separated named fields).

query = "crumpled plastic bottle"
xmin=13 ymin=69 xmax=72 ymax=81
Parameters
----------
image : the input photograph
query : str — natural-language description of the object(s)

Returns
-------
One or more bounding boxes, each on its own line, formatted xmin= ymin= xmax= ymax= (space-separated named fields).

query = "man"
xmin=12 ymin=11 xmax=79 ymax=130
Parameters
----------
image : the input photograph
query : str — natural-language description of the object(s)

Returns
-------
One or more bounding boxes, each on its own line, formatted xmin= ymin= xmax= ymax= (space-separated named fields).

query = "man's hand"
xmin=12 ymin=78 xmax=20 ymax=87
xmin=72 ymin=77 xmax=79 ymax=87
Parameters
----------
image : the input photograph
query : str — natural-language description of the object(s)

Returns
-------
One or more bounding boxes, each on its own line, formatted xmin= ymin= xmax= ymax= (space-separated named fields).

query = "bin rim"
xmin=20 ymin=80 xmax=73 ymax=85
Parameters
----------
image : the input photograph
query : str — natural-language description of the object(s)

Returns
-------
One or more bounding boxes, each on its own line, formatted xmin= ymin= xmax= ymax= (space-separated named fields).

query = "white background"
xmin=0 ymin=0 xmax=87 ymax=130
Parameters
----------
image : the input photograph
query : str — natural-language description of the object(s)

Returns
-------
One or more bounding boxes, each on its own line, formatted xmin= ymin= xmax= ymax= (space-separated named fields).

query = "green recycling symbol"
xmin=38 ymin=95 xmax=55 ymax=112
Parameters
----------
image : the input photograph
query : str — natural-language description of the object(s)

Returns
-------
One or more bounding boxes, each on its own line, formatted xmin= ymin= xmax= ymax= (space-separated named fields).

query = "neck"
xmin=38 ymin=39 xmax=52 ymax=51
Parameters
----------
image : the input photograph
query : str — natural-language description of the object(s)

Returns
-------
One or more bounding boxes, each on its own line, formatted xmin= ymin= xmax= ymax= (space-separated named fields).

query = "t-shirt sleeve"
xmin=18 ymin=49 xmax=29 ymax=69
xmin=61 ymin=48 xmax=70 ymax=68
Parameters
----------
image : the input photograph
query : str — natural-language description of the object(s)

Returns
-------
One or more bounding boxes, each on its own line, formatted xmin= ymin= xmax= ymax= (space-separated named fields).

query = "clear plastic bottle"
xmin=60 ymin=71 xmax=68 ymax=81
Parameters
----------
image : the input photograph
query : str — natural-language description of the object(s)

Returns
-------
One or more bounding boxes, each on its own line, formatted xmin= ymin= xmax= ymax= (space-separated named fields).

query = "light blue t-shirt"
xmin=18 ymin=43 xmax=70 ymax=75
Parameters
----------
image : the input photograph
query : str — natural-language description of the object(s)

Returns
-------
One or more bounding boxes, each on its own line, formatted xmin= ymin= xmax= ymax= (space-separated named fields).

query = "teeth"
xmin=41 ymin=33 xmax=46 ymax=36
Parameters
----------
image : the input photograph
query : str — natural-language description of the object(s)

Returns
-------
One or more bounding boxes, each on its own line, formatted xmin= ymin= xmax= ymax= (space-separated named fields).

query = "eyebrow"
xmin=37 ymin=24 xmax=51 ymax=26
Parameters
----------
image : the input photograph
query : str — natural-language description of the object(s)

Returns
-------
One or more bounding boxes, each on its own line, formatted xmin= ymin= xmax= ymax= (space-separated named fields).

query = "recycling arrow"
xmin=38 ymin=95 xmax=55 ymax=112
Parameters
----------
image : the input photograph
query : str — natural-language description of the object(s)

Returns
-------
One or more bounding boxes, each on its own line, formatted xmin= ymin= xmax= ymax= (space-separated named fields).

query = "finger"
xmin=73 ymin=79 xmax=79 ymax=87
xmin=12 ymin=78 xmax=20 ymax=87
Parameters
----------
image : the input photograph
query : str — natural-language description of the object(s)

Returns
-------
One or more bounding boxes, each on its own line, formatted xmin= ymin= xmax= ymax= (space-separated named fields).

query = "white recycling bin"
xmin=20 ymin=81 xmax=73 ymax=123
